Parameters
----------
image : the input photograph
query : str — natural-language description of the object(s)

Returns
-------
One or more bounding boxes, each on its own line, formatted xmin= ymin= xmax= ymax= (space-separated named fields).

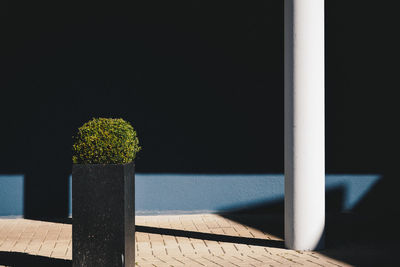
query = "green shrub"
xmin=72 ymin=118 xmax=141 ymax=164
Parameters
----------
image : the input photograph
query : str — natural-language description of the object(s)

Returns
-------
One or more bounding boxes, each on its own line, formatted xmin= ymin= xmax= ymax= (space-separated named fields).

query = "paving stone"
xmin=0 ymin=214 xmax=385 ymax=266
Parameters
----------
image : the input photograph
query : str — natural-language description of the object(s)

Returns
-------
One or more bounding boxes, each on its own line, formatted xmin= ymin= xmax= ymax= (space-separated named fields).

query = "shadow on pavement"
xmin=220 ymin=210 xmax=400 ymax=266
xmin=136 ymin=225 xmax=284 ymax=249
xmin=218 ymin=176 xmax=400 ymax=266
xmin=0 ymin=251 xmax=71 ymax=267
xmin=321 ymin=213 xmax=400 ymax=266
xmin=219 ymin=186 xmax=347 ymax=241
xmin=322 ymin=170 xmax=400 ymax=266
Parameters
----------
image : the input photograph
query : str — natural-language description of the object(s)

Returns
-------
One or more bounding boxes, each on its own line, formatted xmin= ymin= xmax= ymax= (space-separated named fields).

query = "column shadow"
xmin=219 ymin=186 xmax=346 ymax=241
xmin=219 ymin=175 xmax=400 ymax=266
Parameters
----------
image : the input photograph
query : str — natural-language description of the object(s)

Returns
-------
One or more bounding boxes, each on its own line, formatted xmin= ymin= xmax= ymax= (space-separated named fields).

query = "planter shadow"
xmin=136 ymin=225 xmax=284 ymax=248
xmin=0 ymin=251 xmax=71 ymax=267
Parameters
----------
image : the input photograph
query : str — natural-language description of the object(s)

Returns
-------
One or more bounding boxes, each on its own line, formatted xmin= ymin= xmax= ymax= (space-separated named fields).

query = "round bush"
xmin=72 ymin=118 xmax=141 ymax=164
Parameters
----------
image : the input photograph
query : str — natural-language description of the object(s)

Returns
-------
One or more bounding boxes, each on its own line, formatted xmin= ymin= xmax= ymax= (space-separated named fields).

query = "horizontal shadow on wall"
xmin=0 ymin=251 xmax=71 ymax=267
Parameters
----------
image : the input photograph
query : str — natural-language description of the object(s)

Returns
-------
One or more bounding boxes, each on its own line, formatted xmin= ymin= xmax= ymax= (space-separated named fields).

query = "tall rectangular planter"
xmin=72 ymin=162 xmax=135 ymax=267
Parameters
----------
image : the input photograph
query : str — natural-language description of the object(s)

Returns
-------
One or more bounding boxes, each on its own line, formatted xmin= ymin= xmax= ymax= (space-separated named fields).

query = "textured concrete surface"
xmin=0 ymin=214 xmax=396 ymax=266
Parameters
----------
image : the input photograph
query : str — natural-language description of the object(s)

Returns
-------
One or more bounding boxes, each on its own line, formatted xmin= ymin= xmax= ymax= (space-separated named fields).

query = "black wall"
xmin=1 ymin=1 xmax=398 ymax=218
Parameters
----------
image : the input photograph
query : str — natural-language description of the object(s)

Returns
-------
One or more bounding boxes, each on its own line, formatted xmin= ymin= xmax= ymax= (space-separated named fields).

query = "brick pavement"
xmin=0 ymin=214 xmax=357 ymax=266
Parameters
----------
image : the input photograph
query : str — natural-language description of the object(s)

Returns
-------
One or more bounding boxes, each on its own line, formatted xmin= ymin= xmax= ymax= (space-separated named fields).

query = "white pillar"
xmin=284 ymin=0 xmax=325 ymax=250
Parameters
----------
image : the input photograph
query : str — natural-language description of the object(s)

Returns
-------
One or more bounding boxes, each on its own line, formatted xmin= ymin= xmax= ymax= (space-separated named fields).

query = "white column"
xmin=284 ymin=0 xmax=325 ymax=250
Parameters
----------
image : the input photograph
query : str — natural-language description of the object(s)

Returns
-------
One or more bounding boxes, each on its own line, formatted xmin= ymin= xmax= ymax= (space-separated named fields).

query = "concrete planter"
xmin=72 ymin=162 xmax=135 ymax=267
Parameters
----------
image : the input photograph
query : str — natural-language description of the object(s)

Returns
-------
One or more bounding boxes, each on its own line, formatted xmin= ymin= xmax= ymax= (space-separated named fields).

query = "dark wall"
xmin=0 ymin=1 xmax=398 ymax=218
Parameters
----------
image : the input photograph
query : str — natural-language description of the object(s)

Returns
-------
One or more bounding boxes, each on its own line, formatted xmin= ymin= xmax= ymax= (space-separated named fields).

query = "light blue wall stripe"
xmin=69 ymin=174 xmax=381 ymax=215
xmin=0 ymin=175 xmax=24 ymax=216
xmin=0 ymin=174 xmax=381 ymax=216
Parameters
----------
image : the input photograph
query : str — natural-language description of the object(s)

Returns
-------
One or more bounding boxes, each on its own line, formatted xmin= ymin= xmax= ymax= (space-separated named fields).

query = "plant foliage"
xmin=72 ymin=118 xmax=141 ymax=164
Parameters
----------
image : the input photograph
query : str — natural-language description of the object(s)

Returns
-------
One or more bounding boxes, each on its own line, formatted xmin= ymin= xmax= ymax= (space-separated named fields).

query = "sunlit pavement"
xmin=0 ymin=214 xmax=396 ymax=266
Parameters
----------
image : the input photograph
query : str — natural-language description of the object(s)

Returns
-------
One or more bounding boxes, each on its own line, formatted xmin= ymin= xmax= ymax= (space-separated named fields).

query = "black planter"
xmin=72 ymin=162 xmax=135 ymax=267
